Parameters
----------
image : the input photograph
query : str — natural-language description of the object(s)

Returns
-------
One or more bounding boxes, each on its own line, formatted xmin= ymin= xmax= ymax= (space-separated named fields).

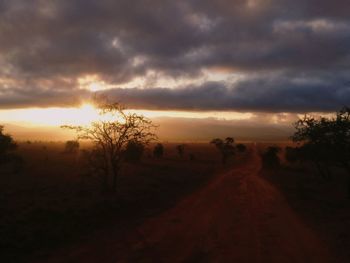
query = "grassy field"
xmin=0 ymin=141 xmax=245 ymax=263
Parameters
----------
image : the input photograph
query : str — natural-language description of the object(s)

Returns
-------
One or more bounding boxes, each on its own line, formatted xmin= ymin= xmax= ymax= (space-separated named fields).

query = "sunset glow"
xmin=0 ymin=103 xmax=99 ymax=127
xmin=78 ymin=75 xmax=110 ymax=92
xmin=0 ymin=105 xmax=254 ymax=127
xmin=1 ymin=2 xmax=349 ymax=262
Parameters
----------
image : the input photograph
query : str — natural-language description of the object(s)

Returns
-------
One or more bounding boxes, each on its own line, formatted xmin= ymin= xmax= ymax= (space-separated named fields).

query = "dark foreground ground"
xmin=1 ymin=142 xmax=350 ymax=262
xmin=42 ymin=147 xmax=331 ymax=263
xmin=1 ymin=142 xmax=228 ymax=262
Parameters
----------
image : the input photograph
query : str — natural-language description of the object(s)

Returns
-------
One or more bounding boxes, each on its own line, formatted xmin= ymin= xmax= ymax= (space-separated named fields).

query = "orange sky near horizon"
xmin=0 ymin=103 xmax=256 ymax=128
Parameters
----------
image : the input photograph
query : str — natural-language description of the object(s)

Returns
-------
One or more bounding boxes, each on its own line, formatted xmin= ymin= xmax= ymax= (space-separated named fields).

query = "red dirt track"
xmin=45 ymin=148 xmax=331 ymax=263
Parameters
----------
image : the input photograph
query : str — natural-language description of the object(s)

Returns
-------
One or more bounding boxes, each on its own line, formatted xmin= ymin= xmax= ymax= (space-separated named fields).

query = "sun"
xmin=44 ymin=103 xmax=100 ymax=126
xmin=73 ymin=103 xmax=100 ymax=125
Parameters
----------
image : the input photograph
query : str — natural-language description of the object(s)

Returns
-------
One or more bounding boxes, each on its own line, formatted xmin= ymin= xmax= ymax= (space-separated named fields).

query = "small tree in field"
xmin=210 ymin=137 xmax=235 ymax=164
xmin=176 ymin=144 xmax=185 ymax=158
xmin=236 ymin=143 xmax=247 ymax=153
xmin=62 ymin=101 xmax=156 ymax=192
xmin=153 ymin=143 xmax=164 ymax=158
xmin=64 ymin=140 xmax=79 ymax=153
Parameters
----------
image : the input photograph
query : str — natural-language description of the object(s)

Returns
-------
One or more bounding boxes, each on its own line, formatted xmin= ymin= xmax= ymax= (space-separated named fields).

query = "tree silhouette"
xmin=176 ymin=144 xmax=185 ymax=158
xmin=64 ymin=140 xmax=79 ymax=153
xmin=0 ymin=125 xmax=23 ymax=173
xmin=292 ymin=107 xmax=350 ymax=196
xmin=292 ymin=115 xmax=332 ymax=175
xmin=0 ymin=125 xmax=17 ymax=162
xmin=236 ymin=143 xmax=247 ymax=153
xmin=210 ymin=137 xmax=235 ymax=164
xmin=153 ymin=143 xmax=164 ymax=159
xmin=124 ymin=140 xmax=145 ymax=163
xmin=62 ymin=101 xmax=156 ymax=192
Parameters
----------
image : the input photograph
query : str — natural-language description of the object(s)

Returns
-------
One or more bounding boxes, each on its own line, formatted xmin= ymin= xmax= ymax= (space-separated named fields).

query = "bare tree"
xmin=62 ymin=101 xmax=156 ymax=192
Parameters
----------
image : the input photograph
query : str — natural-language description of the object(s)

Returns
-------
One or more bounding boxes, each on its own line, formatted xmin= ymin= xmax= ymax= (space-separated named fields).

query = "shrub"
xmin=176 ymin=144 xmax=185 ymax=158
xmin=236 ymin=143 xmax=247 ymax=153
xmin=124 ymin=140 xmax=145 ymax=163
xmin=153 ymin=143 xmax=164 ymax=158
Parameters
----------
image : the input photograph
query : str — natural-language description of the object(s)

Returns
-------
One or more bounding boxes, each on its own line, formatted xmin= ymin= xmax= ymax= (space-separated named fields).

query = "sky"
xmin=0 ymin=0 xmax=349 ymax=140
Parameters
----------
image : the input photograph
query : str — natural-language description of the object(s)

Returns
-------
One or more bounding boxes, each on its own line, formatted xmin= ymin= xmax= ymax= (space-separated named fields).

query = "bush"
xmin=124 ymin=140 xmax=145 ymax=163
xmin=153 ymin=143 xmax=164 ymax=158
xmin=236 ymin=143 xmax=247 ymax=153
xmin=176 ymin=144 xmax=185 ymax=158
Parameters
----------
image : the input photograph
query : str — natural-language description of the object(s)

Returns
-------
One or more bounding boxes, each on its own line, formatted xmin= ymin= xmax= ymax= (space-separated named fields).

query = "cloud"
xmin=0 ymin=0 xmax=350 ymax=111
xmin=101 ymin=71 xmax=350 ymax=112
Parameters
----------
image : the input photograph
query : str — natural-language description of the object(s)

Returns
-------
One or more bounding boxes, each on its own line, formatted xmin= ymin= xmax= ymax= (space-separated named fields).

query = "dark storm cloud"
xmin=0 ymin=77 xmax=89 ymax=109
xmin=102 ymin=71 xmax=350 ymax=112
xmin=0 ymin=0 xmax=350 ymax=111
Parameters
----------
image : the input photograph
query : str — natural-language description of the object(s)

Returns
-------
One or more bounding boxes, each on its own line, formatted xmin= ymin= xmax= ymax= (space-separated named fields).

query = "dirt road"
xmin=45 ymin=149 xmax=331 ymax=263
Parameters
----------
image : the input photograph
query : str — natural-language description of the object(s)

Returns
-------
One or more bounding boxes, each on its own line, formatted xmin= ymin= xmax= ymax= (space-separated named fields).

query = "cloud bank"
xmin=0 ymin=0 xmax=349 ymax=112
